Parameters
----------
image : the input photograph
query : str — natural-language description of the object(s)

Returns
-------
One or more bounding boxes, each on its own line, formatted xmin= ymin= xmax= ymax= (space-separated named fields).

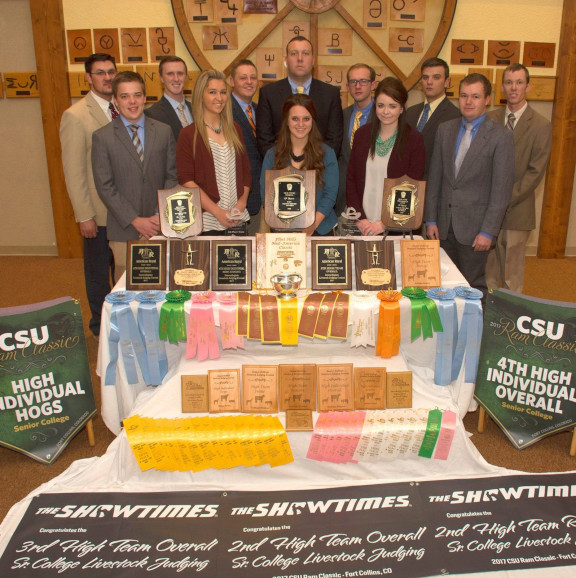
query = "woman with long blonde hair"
xmin=177 ymin=69 xmax=251 ymax=234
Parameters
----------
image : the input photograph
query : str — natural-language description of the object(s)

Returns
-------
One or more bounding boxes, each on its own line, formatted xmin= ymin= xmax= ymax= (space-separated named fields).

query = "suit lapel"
xmin=143 ymin=118 xmax=156 ymax=171
xmin=456 ymin=119 xmax=491 ymax=179
xmin=513 ymin=105 xmax=532 ymax=143
xmin=85 ymin=92 xmax=110 ymax=128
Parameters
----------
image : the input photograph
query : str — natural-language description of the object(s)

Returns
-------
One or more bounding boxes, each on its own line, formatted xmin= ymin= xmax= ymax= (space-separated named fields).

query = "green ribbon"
xmin=418 ymin=408 xmax=444 ymax=458
xmin=401 ymin=287 xmax=443 ymax=340
xmin=159 ymin=290 xmax=191 ymax=344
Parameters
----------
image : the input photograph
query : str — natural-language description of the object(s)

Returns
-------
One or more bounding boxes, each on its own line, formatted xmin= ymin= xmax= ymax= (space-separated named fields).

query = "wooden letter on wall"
xmin=451 ymin=39 xmax=485 ymax=65
xmin=318 ymin=29 xmax=353 ymax=56
xmin=121 ymin=28 xmax=148 ymax=63
xmin=390 ymin=0 xmax=425 ymax=22
xmin=389 ymin=28 xmax=424 ymax=53
xmin=186 ymin=0 xmax=214 ymax=22
xmin=256 ymin=47 xmax=283 ymax=80
xmin=3 ymin=72 xmax=39 ymax=98
xmin=94 ymin=29 xmax=121 ymax=63
xmin=67 ymin=29 xmax=93 ymax=64
xmin=487 ymin=40 xmax=520 ymax=66
xmin=202 ymin=25 xmax=238 ymax=50
xmin=364 ymin=0 xmax=387 ymax=29
xmin=149 ymin=27 xmax=176 ymax=61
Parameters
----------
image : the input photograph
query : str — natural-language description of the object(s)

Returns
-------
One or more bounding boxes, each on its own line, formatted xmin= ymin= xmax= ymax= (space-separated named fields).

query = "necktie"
xmin=109 ymin=102 xmax=119 ymax=120
xmin=129 ymin=124 xmax=144 ymax=162
xmin=246 ymin=104 xmax=256 ymax=138
xmin=506 ymin=112 xmax=516 ymax=131
xmin=454 ymin=122 xmax=473 ymax=177
xmin=177 ymin=103 xmax=189 ymax=128
xmin=416 ymin=103 xmax=430 ymax=132
xmin=350 ymin=110 xmax=362 ymax=148
xmin=296 ymin=86 xmax=304 ymax=94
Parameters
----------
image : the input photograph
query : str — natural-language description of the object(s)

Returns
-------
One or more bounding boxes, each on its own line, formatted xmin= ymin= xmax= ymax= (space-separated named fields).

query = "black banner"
xmin=2 ymin=473 xmax=576 ymax=576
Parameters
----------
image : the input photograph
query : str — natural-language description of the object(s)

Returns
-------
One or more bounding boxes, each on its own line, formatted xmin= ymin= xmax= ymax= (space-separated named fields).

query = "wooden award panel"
xmin=523 ymin=42 xmax=556 ymax=68
xmin=181 ymin=375 xmax=209 ymax=413
xmin=451 ymin=39 xmax=485 ymax=66
xmin=66 ymin=29 xmax=93 ymax=64
xmin=126 ymin=239 xmax=167 ymax=291
xmin=354 ymin=240 xmax=396 ymax=291
xmin=241 ymin=365 xmax=279 ymax=413
xmin=400 ymin=239 xmax=441 ymax=289
xmin=169 ymin=239 xmax=210 ymax=291
xmin=209 ymin=369 xmax=241 ymax=413
xmin=487 ymin=40 xmax=521 ymax=67
xmin=317 ymin=364 xmax=354 ymax=412
xmin=94 ymin=29 xmax=121 ymax=64
xmin=121 ymin=28 xmax=148 ymax=63
xmin=149 ymin=27 xmax=176 ymax=62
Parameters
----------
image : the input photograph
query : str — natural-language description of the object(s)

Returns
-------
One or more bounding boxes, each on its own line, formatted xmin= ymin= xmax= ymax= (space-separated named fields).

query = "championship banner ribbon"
xmin=375 ymin=289 xmax=402 ymax=358
xmin=279 ymin=297 xmax=299 ymax=345
xmin=105 ymin=291 xmax=148 ymax=386
xmin=330 ymin=292 xmax=350 ymax=339
xmin=298 ymin=292 xmax=323 ymax=338
xmin=159 ymin=290 xmax=190 ymax=344
xmin=418 ymin=408 xmax=444 ymax=458
xmin=314 ymin=292 xmax=338 ymax=339
xmin=135 ymin=290 xmax=168 ymax=386
xmin=248 ymin=293 xmax=262 ymax=340
xmin=350 ymin=291 xmax=375 ymax=348
xmin=427 ymin=288 xmax=457 ymax=386
xmin=400 ymin=287 xmax=443 ymax=341
xmin=260 ymin=294 xmax=281 ymax=343
xmin=452 ymin=286 xmax=483 ymax=383
xmin=186 ymin=292 xmax=220 ymax=361
xmin=216 ymin=293 xmax=244 ymax=350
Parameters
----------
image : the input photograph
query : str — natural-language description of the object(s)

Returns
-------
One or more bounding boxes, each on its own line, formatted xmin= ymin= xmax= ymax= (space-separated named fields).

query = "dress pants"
xmin=486 ymin=229 xmax=531 ymax=293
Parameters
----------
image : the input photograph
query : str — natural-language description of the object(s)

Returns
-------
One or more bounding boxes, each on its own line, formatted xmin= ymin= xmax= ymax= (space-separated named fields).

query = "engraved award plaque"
xmin=169 ymin=239 xmax=210 ymax=291
xmin=386 ymin=371 xmax=413 ymax=409
xmin=354 ymin=240 xmax=396 ymax=291
xmin=311 ymin=239 xmax=352 ymax=291
xmin=279 ymin=363 xmax=316 ymax=411
xmin=126 ymin=239 xmax=167 ymax=291
xmin=158 ymin=185 xmax=203 ymax=238
xmin=181 ymin=374 xmax=209 ymax=413
xmin=317 ymin=363 xmax=354 ymax=412
xmin=400 ymin=239 xmax=441 ymax=289
xmin=256 ymin=232 xmax=307 ymax=290
xmin=208 ymin=369 xmax=241 ymax=413
xmin=381 ymin=175 xmax=426 ymax=231
xmin=354 ymin=367 xmax=386 ymax=410
xmin=264 ymin=167 xmax=316 ymax=230
xmin=241 ymin=365 xmax=279 ymax=413
xmin=211 ymin=239 xmax=252 ymax=291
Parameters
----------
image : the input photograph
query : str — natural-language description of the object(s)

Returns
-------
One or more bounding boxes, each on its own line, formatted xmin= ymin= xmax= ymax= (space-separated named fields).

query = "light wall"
xmin=0 ymin=0 xmax=572 ymax=255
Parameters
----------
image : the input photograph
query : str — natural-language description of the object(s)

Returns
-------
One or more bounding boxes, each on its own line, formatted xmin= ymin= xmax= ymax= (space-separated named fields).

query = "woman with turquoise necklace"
xmin=346 ymin=77 xmax=425 ymax=236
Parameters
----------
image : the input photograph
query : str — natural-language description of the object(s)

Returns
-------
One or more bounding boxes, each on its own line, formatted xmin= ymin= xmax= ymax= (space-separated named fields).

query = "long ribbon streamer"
xmin=375 ymin=289 xmax=402 ymax=358
xmin=186 ymin=292 xmax=220 ymax=361
xmin=418 ymin=408 xmax=444 ymax=458
xmin=427 ymin=288 xmax=457 ymax=386
xmin=452 ymin=286 xmax=483 ymax=383
xmin=350 ymin=292 xmax=375 ymax=348
xmin=401 ymin=287 xmax=443 ymax=341
xmin=159 ymin=290 xmax=190 ymax=344
xmin=217 ymin=293 xmax=245 ymax=350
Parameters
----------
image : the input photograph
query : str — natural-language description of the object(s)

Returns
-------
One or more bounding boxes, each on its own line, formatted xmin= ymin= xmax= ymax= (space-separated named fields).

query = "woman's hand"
xmin=359 ymin=219 xmax=384 ymax=236
xmin=212 ymin=206 xmax=237 ymax=229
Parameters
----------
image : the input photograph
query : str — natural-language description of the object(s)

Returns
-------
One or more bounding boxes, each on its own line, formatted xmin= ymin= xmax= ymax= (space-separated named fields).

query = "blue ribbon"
xmin=136 ymin=291 xmax=168 ymax=386
xmin=105 ymin=291 xmax=149 ymax=386
xmin=452 ymin=286 xmax=484 ymax=383
xmin=427 ymin=288 xmax=458 ymax=386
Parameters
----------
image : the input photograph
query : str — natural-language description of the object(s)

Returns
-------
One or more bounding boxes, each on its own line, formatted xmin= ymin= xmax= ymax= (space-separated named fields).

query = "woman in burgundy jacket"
xmin=346 ymin=77 xmax=425 ymax=236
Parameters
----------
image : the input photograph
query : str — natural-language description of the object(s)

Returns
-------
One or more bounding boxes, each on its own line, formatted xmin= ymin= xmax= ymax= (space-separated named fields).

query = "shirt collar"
xmin=164 ymin=92 xmax=186 ymax=111
xmin=232 ymin=92 xmax=252 ymax=114
xmin=505 ymin=100 xmax=528 ymax=122
xmin=120 ymin=115 xmax=145 ymax=129
xmin=461 ymin=113 xmax=486 ymax=132
xmin=288 ymin=76 xmax=312 ymax=94
xmin=425 ymin=95 xmax=446 ymax=115
xmin=353 ymin=99 xmax=373 ymax=117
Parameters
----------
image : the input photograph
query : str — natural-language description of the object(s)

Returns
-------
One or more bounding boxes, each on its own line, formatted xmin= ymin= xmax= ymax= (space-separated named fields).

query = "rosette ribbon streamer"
xmin=451 ymin=286 xmax=483 ymax=382
xmin=350 ymin=292 xmax=375 ymax=348
xmin=375 ymin=289 xmax=402 ymax=358
xmin=159 ymin=290 xmax=191 ymax=344
xmin=401 ymin=287 xmax=443 ymax=341
xmin=217 ymin=293 xmax=245 ymax=350
xmin=135 ymin=291 xmax=168 ymax=386
xmin=427 ymin=288 xmax=457 ymax=386
xmin=186 ymin=292 xmax=220 ymax=360
xmin=105 ymin=291 xmax=148 ymax=385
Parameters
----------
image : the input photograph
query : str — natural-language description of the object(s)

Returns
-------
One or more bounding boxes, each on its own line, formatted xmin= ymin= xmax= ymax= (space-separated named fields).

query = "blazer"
xmin=346 ymin=123 xmax=426 ymax=220
xmin=487 ymin=105 xmax=552 ymax=230
xmin=144 ymin=95 xmax=192 ymax=142
xmin=256 ymin=77 xmax=343 ymax=157
xmin=336 ymin=103 xmax=355 ymax=215
xmin=425 ymin=116 xmax=515 ymax=245
xmin=231 ymin=97 xmax=263 ymax=215
xmin=405 ymin=97 xmax=461 ymax=179
xmin=176 ymin=123 xmax=252 ymax=205
xmin=92 ymin=116 xmax=177 ymax=241
xmin=60 ymin=92 xmax=110 ymax=226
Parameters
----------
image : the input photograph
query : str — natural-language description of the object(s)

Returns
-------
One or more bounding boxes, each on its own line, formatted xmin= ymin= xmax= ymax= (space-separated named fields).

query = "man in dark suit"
xmin=92 ymin=71 xmax=177 ymax=281
xmin=486 ymin=64 xmax=552 ymax=293
xmin=144 ymin=56 xmax=192 ymax=141
xmin=405 ymin=57 xmax=460 ymax=179
xmin=230 ymin=59 xmax=263 ymax=235
xmin=336 ymin=63 xmax=377 ymax=215
xmin=425 ymin=73 xmax=514 ymax=300
xmin=256 ymin=35 xmax=343 ymax=157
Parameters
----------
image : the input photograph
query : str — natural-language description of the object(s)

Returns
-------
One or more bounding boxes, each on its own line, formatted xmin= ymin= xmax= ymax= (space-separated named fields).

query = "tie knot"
xmin=246 ymin=105 xmax=252 ymax=113
xmin=354 ymin=110 xmax=363 ymax=120
xmin=465 ymin=122 xmax=473 ymax=132
xmin=178 ymin=103 xmax=185 ymax=111
xmin=296 ymin=86 xmax=304 ymax=94
xmin=508 ymin=113 xmax=515 ymax=121
xmin=423 ymin=103 xmax=430 ymax=112
xmin=129 ymin=124 xmax=139 ymax=133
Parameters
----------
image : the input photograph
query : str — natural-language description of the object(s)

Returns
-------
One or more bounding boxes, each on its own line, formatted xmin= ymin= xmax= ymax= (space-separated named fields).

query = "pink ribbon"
xmin=186 ymin=292 xmax=220 ymax=361
xmin=216 ymin=293 xmax=245 ymax=350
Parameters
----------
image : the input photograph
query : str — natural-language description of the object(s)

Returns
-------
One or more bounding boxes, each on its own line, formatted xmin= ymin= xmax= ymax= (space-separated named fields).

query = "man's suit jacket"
xmin=425 ymin=116 xmax=514 ymax=245
xmin=256 ymin=77 xmax=343 ymax=157
xmin=92 ymin=116 xmax=177 ymax=241
xmin=144 ymin=95 xmax=192 ymax=142
xmin=336 ymin=103 xmax=355 ymax=214
xmin=231 ymin=97 xmax=263 ymax=215
xmin=487 ymin=105 xmax=552 ymax=230
xmin=405 ymin=97 xmax=460 ymax=179
xmin=60 ymin=91 xmax=110 ymax=226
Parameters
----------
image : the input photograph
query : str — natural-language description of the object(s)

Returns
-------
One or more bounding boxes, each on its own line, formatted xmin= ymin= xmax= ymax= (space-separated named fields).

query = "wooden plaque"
xmin=487 ymin=40 xmax=521 ymax=66
xmin=66 ymin=29 xmax=93 ymax=64
xmin=264 ymin=168 xmax=316 ymax=230
xmin=363 ymin=0 xmax=387 ymax=29
xmin=158 ymin=185 xmax=203 ymax=239
xmin=451 ymin=39 xmax=485 ymax=66
xmin=282 ymin=21 xmax=310 ymax=51
xmin=445 ymin=73 xmax=465 ymax=99
xmin=285 ymin=409 xmax=314 ymax=431
xmin=186 ymin=0 xmax=214 ymax=22
xmin=215 ymin=0 xmax=243 ymax=23
xmin=181 ymin=375 xmax=209 ymax=413
xmin=137 ymin=65 xmax=163 ymax=102
xmin=389 ymin=29 xmax=424 ymax=53
xmin=68 ymin=72 xmax=90 ymax=98
xmin=390 ymin=0 xmax=425 ymax=21
xmin=256 ymin=232 xmax=307 ymax=290
xmin=121 ymin=28 xmax=148 ymax=63
xmin=211 ymin=240 xmax=252 ymax=291
xmin=317 ymin=364 xmax=354 ymax=412
xmin=355 ymin=367 xmax=386 ymax=410
xmin=311 ymin=239 xmax=352 ymax=291
xmin=149 ymin=26 xmax=176 ymax=61
xmin=386 ymin=371 xmax=413 ymax=409
xmin=279 ymin=364 xmax=316 ymax=411
xmin=354 ymin=240 xmax=396 ymax=291
xmin=256 ymin=47 xmax=283 ymax=81
xmin=209 ymin=369 xmax=241 ymax=413
xmin=169 ymin=239 xmax=210 ymax=291
xmin=400 ymin=239 xmax=441 ymax=289
xmin=202 ymin=25 xmax=238 ymax=50
xmin=317 ymin=65 xmax=348 ymax=91
xmin=241 ymin=365 xmax=278 ymax=413
xmin=245 ymin=0 xmax=278 ymax=15
xmin=94 ymin=29 xmax=121 ymax=63
xmin=468 ymin=67 xmax=494 ymax=84
xmin=318 ymin=28 xmax=353 ymax=56
xmin=381 ymin=175 xmax=426 ymax=231
xmin=3 ymin=73 xmax=39 ymax=98
xmin=126 ymin=239 xmax=167 ymax=291
xmin=523 ymin=42 xmax=556 ymax=68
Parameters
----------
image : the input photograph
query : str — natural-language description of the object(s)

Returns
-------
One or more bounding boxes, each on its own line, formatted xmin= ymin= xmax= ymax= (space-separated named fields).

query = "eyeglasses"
xmin=90 ymin=70 xmax=116 ymax=77
xmin=347 ymin=79 xmax=372 ymax=87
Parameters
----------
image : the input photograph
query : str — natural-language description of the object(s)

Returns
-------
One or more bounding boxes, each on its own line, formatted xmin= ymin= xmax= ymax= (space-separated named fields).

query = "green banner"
xmin=0 ymin=297 xmax=96 ymax=464
xmin=475 ymin=289 xmax=576 ymax=449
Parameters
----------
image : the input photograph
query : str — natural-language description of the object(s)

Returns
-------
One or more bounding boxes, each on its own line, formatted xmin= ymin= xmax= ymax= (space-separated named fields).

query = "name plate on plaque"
xmin=158 ymin=185 xmax=203 ymax=238
xmin=311 ymin=239 xmax=352 ymax=291
xmin=264 ymin=167 xmax=316 ymax=230
xmin=126 ymin=239 xmax=167 ymax=291
xmin=211 ymin=240 xmax=252 ymax=291
xmin=381 ymin=175 xmax=426 ymax=230
xmin=169 ymin=239 xmax=210 ymax=291
xmin=354 ymin=240 xmax=396 ymax=291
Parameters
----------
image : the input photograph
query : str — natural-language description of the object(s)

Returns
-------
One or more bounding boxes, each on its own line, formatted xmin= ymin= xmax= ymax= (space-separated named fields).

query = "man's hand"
xmin=427 ymin=224 xmax=440 ymax=240
xmin=472 ymin=234 xmax=492 ymax=251
xmin=78 ymin=219 xmax=98 ymax=239
xmin=132 ymin=216 xmax=160 ymax=239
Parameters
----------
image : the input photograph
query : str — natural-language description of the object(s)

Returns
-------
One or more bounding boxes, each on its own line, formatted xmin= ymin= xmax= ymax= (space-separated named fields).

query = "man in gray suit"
xmin=486 ymin=64 xmax=552 ymax=293
xmin=426 ymin=73 xmax=514 ymax=300
xmin=405 ymin=57 xmax=460 ymax=179
xmin=336 ymin=63 xmax=377 ymax=215
xmin=144 ymin=56 xmax=193 ymax=141
xmin=92 ymin=71 xmax=177 ymax=281
xmin=60 ymin=53 xmax=117 ymax=337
